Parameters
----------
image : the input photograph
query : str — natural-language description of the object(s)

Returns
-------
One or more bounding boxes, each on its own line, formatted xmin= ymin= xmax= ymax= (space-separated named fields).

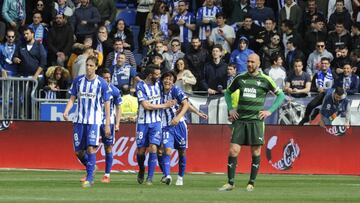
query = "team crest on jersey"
xmin=256 ymin=80 xmax=261 ymax=86
xmin=243 ymin=87 xmax=257 ymax=98
xmin=266 ymin=136 xmax=300 ymax=170
xmin=137 ymin=91 xmax=143 ymax=98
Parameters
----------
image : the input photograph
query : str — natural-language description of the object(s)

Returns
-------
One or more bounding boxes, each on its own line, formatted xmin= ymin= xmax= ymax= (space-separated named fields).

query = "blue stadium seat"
xmin=130 ymin=25 xmax=140 ymax=52
xmin=116 ymin=8 xmax=137 ymax=26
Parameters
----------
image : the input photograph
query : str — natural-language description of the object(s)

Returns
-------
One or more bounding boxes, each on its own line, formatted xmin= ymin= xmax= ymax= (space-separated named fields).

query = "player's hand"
xmin=63 ymin=112 xmax=69 ymax=121
xmin=115 ymin=124 xmax=120 ymax=131
xmin=229 ymin=109 xmax=239 ymax=120
xmin=165 ymin=99 xmax=176 ymax=108
xmin=207 ymin=88 xmax=217 ymax=95
xmin=259 ymin=110 xmax=271 ymax=120
xmin=171 ymin=117 xmax=180 ymax=126
xmin=198 ymin=112 xmax=208 ymax=120
xmin=319 ymin=119 xmax=326 ymax=128
xmin=345 ymin=121 xmax=350 ymax=129
xmin=105 ymin=125 xmax=111 ymax=138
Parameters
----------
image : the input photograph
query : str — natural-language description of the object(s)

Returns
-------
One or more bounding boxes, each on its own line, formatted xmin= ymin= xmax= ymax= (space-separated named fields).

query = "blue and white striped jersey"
xmin=102 ymin=83 xmax=122 ymax=124
xmin=173 ymin=12 xmax=196 ymax=43
xmin=196 ymin=6 xmax=221 ymax=40
xmin=161 ymin=85 xmax=187 ymax=127
xmin=136 ymin=80 xmax=163 ymax=124
xmin=69 ymin=75 xmax=111 ymax=124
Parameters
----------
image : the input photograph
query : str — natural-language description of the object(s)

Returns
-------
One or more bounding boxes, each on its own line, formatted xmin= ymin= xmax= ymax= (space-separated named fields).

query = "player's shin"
xmin=147 ymin=152 xmax=157 ymax=180
xmin=77 ymin=152 xmax=88 ymax=167
xmin=163 ymin=153 xmax=171 ymax=177
xmin=227 ymin=156 xmax=237 ymax=186
xmin=178 ymin=151 xmax=186 ymax=177
xmin=249 ymin=155 xmax=261 ymax=185
xmin=86 ymin=152 xmax=96 ymax=182
xmin=136 ymin=153 xmax=145 ymax=171
xmin=105 ymin=151 xmax=113 ymax=176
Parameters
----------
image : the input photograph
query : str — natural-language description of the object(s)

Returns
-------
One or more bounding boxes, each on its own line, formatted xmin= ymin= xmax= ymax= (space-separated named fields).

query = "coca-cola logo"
xmin=96 ymin=136 xmax=179 ymax=167
xmin=325 ymin=125 xmax=348 ymax=136
xmin=0 ymin=120 xmax=11 ymax=131
xmin=266 ymin=136 xmax=300 ymax=170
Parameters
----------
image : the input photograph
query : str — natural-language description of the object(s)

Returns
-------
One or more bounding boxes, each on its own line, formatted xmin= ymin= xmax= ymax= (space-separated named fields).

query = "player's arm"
xmin=115 ymin=104 xmax=121 ymax=131
xmin=104 ymin=100 xmax=111 ymax=137
xmin=141 ymin=100 xmax=175 ymax=110
xmin=171 ymin=99 xmax=189 ymax=126
xmin=63 ymin=95 xmax=76 ymax=121
xmin=260 ymin=77 xmax=286 ymax=120
xmin=187 ymin=102 xmax=208 ymax=119
xmin=225 ymin=76 xmax=240 ymax=120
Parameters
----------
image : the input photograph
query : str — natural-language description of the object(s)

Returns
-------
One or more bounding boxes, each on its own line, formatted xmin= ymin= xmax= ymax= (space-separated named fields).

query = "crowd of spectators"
xmin=1 ymin=0 xmax=360 ymax=112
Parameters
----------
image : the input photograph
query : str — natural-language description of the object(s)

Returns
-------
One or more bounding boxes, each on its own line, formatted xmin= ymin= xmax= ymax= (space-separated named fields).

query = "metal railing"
xmin=0 ymin=77 xmax=38 ymax=120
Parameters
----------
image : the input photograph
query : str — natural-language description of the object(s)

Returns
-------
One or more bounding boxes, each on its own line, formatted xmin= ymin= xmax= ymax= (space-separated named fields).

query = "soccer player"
xmin=159 ymin=71 xmax=189 ymax=186
xmin=219 ymin=53 xmax=285 ymax=192
xmin=136 ymin=65 xmax=176 ymax=185
xmin=100 ymin=68 xmax=122 ymax=183
xmin=63 ymin=56 xmax=111 ymax=188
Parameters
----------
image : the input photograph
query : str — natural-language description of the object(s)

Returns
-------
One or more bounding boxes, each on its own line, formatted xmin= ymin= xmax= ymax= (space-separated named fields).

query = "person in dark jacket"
xmin=351 ymin=22 xmax=360 ymax=51
xmin=327 ymin=0 xmax=352 ymax=31
xmin=200 ymin=44 xmax=227 ymax=95
xmin=47 ymin=13 xmax=74 ymax=66
xmin=304 ymin=16 xmax=327 ymax=56
xmin=333 ymin=61 xmax=359 ymax=94
xmin=326 ymin=20 xmax=351 ymax=55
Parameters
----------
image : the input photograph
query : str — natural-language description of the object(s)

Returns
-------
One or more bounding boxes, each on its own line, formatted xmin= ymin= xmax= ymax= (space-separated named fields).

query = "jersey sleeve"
xmin=136 ymin=81 xmax=149 ymax=102
xmin=227 ymin=75 xmax=241 ymax=93
xmin=173 ymin=86 xmax=188 ymax=104
xmin=130 ymin=66 xmax=137 ymax=78
xmin=101 ymin=80 xmax=111 ymax=102
xmin=112 ymin=86 xmax=123 ymax=105
xmin=68 ymin=77 xmax=79 ymax=97
xmin=264 ymin=74 xmax=281 ymax=95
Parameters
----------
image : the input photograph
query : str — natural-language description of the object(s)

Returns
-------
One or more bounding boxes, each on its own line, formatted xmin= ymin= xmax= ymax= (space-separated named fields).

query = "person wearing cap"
xmin=207 ymin=12 xmax=235 ymax=60
xmin=229 ymin=36 xmax=254 ymax=74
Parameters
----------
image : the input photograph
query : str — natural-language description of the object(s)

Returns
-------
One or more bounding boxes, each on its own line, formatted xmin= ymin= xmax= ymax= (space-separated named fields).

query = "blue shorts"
xmin=136 ymin=122 xmax=162 ymax=148
xmin=100 ymin=124 xmax=115 ymax=146
xmin=73 ymin=123 xmax=101 ymax=152
xmin=162 ymin=121 xmax=188 ymax=150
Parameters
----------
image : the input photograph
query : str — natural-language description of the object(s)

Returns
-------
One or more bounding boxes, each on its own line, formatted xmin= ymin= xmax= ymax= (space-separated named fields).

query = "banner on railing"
xmin=0 ymin=122 xmax=359 ymax=175
xmin=40 ymin=103 xmax=77 ymax=121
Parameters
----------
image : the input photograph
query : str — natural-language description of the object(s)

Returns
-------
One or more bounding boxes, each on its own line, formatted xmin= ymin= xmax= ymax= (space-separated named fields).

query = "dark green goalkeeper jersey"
xmin=227 ymin=72 xmax=281 ymax=121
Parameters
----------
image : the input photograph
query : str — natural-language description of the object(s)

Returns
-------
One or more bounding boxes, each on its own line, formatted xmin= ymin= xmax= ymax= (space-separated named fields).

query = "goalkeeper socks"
xmin=79 ymin=153 xmax=88 ymax=167
xmin=227 ymin=156 xmax=237 ymax=185
xmin=178 ymin=154 xmax=186 ymax=177
xmin=136 ymin=153 xmax=145 ymax=172
xmin=147 ymin=152 xmax=157 ymax=179
xmin=163 ymin=154 xmax=171 ymax=176
xmin=249 ymin=155 xmax=261 ymax=185
xmin=105 ymin=152 xmax=113 ymax=174
xmin=86 ymin=152 xmax=96 ymax=182
xmin=157 ymin=153 xmax=164 ymax=173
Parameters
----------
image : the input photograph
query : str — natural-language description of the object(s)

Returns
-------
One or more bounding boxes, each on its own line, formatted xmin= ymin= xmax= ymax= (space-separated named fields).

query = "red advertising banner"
xmin=0 ymin=122 xmax=359 ymax=175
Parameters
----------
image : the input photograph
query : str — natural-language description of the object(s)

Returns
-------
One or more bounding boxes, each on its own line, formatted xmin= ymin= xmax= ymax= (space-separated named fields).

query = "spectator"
xmin=185 ymin=36 xmax=210 ymax=91
xmin=284 ymin=59 xmax=312 ymax=98
xmin=229 ymin=0 xmax=251 ymax=25
xmin=47 ymin=13 xmax=74 ymax=66
xmin=92 ymin=25 xmax=113 ymax=64
xmin=165 ymin=23 xmax=181 ymax=48
xmin=351 ymin=22 xmax=360 ymax=51
xmin=299 ymin=57 xmax=335 ymax=125
xmin=234 ymin=14 xmax=264 ymax=52
xmin=264 ymin=54 xmax=287 ymax=89
xmin=226 ymin=63 xmax=240 ymax=109
xmin=278 ymin=0 xmax=303 ymax=32
xmin=326 ymin=20 xmax=351 ymax=55
xmin=304 ymin=16 xmax=327 ymax=56
xmin=13 ymin=27 xmax=47 ymax=80
xmin=142 ymin=19 xmax=164 ymax=55
xmin=207 ymin=12 xmax=235 ymax=58
xmin=256 ymin=17 xmax=278 ymax=49
xmin=71 ymin=46 xmax=94 ymax=78
xmin=285 ymin=37 xmax=306 ymax=74
xmin=280 ymin=19 xmax=303 ymax=56
xmin=109 ymin=19 xmax=134 ymax=51
xmin=333 ymin=62 xmax=359 ymax=94
xmin=43 ymin=78 xmax=59 ymax=99
xmin=230 ymin=36 xmax=254 ymax=74
xmin=303 ymin=0 xmax=325 ymax=34
xmin=332 ymin=45 xmax=350 ymax=75
xmin=105 ymin=39 xmax=136 ymax=70
xmin=259 ymin=33 xmax=284 ymax=70
xmin=200 ymin=45 xmax=227 ymax=95
xmin=196 ymin=0 xmax=221 ymax=43
xmin=120 ymin=84 xmax=138 ymax=122
xmin=350 ymin=49 xmax=360 ymax=77
xmin=110 ymin=52 xmax=139 ymax=91
xmin=248 ymin=0 xmax=274 ymax=26
xmin=92 ymin=0 xmax=116 ymax=27
xmin=328 ymin=0 xmax=352 ymax=31
xmin=54 ymin=0 xmax=74 ymax=17
xmin=306 ymin=40 xmax=334 ymax=76
xmin=146 ymin=1 xmax=171 ymax=39
xmin=172 ymin=0 xmax=196 ymax=52
xmin=2 ymin=0 xmax=26 ymax=29
xmin=45 ymin=65 xmax=71 ymax=98
xmin=33 ymin=0 xmax=54 ymax=26
xmin=163 ymin=39 xmax=185 ymax=71
xmin=135 ymin=0 xmax=155 ymax=52
xmin=0 ymin=29 xmax=18 ymax=76
xmin=70 ymin=0 xmax=100 ymax=42
xmin=28 ymin=12 xmax=48 ymax=46
xmin=151 ymin=52 xmax=168 ymax=74
xmin=174 ymin=58 xmax=196 ymax=93
xmin=327 ymin=0 xmax=353 ymax=22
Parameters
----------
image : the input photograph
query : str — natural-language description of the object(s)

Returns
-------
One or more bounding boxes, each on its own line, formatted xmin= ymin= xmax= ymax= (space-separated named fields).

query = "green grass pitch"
xmin=0 ymin=170 xmax=359 ymax=203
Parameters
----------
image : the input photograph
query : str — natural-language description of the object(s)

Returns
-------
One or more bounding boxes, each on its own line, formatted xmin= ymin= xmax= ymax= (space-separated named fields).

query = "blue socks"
xmin=178 ymin=155 xmax=186 ymax=177
xmin=86 ymin=152 xmax=96 ymax=182
xmin=147 ymin=152 xmax=157 ymax=179
xmin=79 ymin=153 xmax=88 ymax=167
xmin=157 ymin=154 xmax=164 ymax=173
xmin=163 ymin=155 xmax=171 ymax=176
xmin=105 ymin=152 xmax=113 ymax=174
